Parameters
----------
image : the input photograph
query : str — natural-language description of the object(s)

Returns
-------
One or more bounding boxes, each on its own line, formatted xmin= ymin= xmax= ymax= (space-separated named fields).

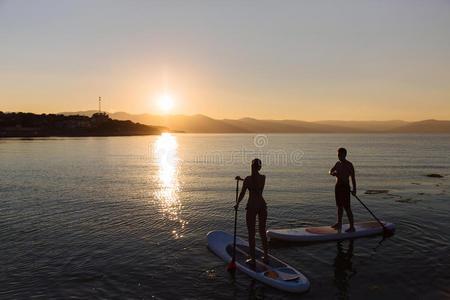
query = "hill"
xmin=389 ymin=119 xmax=450 ymax=133
xmin=315 ymin=120 xmax=408 ymax=132
xmin=60 ymin=111 xmax=450 ymax=133
xmin=62 ymin=111 xmax=360 ymax=133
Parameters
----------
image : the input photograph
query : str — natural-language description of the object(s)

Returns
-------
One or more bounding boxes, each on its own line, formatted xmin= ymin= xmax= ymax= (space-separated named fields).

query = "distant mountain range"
xmin=60 ymin=111 xmax=450 ymax=133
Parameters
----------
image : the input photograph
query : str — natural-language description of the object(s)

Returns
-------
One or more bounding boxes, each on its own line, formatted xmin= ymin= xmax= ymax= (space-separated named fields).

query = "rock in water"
xmin=426 ymin=174 xmax=443 ymax=178
xmin=396 ymin=198 xmax=421 ymax=204
xmin=365 ymin=190 xmax=389 ymax=194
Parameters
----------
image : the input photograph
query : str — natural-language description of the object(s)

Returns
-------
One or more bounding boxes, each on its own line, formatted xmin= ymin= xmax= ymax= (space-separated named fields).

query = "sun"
xmin=157 ymin=94 xmax=175 ymax=112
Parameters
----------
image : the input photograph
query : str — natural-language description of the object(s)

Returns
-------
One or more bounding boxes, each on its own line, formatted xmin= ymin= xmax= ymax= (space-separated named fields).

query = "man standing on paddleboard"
xmin=329 ymin=148 xmax=356 ymax=232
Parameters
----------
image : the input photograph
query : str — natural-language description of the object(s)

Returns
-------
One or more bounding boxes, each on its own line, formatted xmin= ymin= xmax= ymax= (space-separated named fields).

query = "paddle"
xmin=352 ymin=194 xmax=393 ymax=235
xmin=227 ymin=176 xmax=243 ymax=273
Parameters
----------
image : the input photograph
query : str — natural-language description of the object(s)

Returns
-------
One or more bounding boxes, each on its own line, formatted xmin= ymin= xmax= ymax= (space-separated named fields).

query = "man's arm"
xmin=350 ymin=163 xmax=356 ymax=195
xmin=329 ymin=162 xmax=338 ymax=176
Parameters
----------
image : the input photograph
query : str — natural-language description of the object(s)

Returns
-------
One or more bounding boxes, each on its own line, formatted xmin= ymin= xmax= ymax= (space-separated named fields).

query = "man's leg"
xmin=332 ymin=206 xmax=343 ymax=230
xmin=344 ymin=186 xmax=355 ymax=232
xmin=332 ymin=185 xmax=343 ymax=229
xmin=344 ymin=205 xmax=355 ymax=232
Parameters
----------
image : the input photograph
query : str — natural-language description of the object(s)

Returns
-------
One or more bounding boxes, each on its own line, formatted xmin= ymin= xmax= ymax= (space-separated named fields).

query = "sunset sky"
xmin=1 ymin=0 xmax=449 ymax=121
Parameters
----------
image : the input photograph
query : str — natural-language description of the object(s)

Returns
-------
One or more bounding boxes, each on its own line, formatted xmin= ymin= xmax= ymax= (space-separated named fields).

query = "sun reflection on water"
xmin=154 ymin=133 xmax=186 ymax=238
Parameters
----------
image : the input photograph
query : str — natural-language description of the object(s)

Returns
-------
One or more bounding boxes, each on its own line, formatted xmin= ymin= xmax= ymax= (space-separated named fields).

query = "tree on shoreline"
xmin=0 ymin=112 xmax=165 ymax=137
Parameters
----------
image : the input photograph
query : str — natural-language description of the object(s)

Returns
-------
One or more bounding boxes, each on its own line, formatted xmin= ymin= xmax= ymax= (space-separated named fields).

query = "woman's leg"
xmin=258 ymin=208 xmax=268 ymax=259
xmin=246 ymin=209 xmax=257 ymax=261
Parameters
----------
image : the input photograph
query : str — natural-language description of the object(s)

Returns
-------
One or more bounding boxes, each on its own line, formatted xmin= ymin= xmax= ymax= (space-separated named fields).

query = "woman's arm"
xmin=235 ymin=178 xmax=248 ymax=208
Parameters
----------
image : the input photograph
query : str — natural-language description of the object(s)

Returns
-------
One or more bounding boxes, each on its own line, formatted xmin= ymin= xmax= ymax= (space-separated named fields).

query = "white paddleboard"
xmin=267 ymin=221 xmax=395 ymax=242
xmin=206 ymin=230 xmax=310 ymax=293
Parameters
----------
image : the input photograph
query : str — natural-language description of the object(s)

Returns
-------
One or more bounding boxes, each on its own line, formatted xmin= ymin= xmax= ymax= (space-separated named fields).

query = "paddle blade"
xmin=227 ymin=260 xmax=236 ymax=272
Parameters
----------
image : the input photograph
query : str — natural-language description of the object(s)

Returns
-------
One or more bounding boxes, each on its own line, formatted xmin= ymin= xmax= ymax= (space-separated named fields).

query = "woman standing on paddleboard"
xmin=235 ymin=158 xmax=268 ymax=265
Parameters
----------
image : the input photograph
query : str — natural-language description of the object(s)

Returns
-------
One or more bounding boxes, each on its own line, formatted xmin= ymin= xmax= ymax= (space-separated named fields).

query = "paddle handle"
xmin=231 ymin=178 xmax=239 ymax=265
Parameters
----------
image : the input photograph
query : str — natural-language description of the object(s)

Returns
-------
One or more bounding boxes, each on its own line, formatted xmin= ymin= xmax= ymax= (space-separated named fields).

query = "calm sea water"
xmin=0 ymin=134 xmax=449 ymax=299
